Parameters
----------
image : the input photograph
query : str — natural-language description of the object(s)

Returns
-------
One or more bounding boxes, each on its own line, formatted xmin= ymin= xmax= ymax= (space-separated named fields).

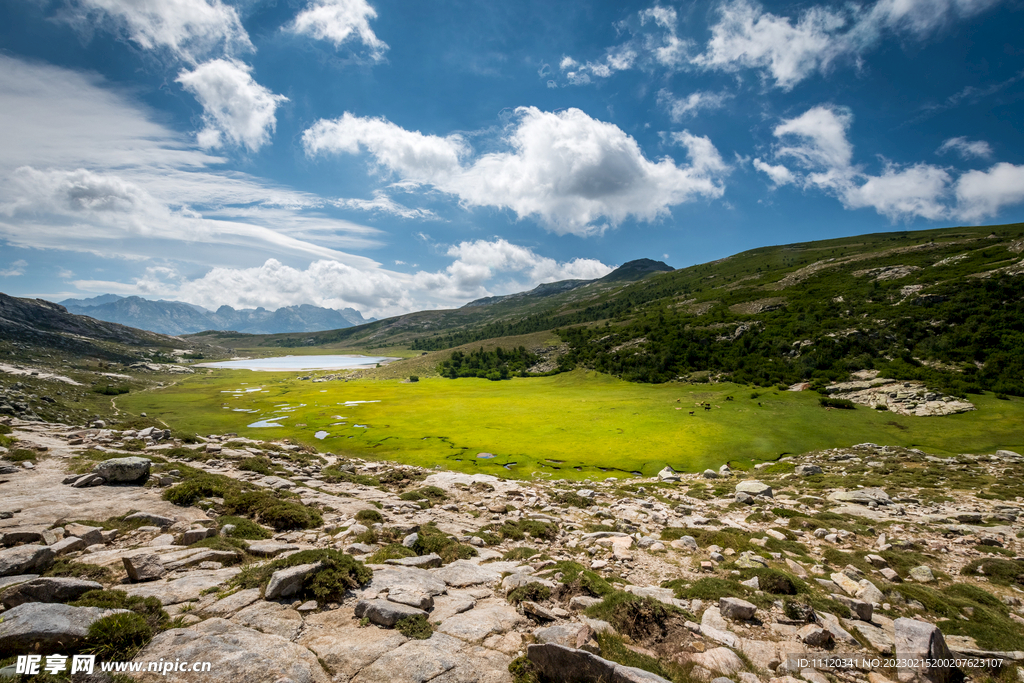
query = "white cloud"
xmin=756 ymin=103 xmax=1024 ymax=222
xmin=176 ymin=59 xmax=288 ymax=152
xmin=71 ymin=239 xmax=614 ymax=319
xmin=659 ymin=89 xmax=732 ymax=121
xmin=937 ymin=136 xmax=993 ymax=160
xmin=954 ymin=163 xmax=1024 ymax=221
xmin=68 ymin=0 xmax=252 ymax=63
xmin=335 ymin=191 xmax=437 ymax=220
xmin=304 ymin=107 xmax=730 ymax=236
xmin=288 ymin=0 xmax=388 ymax=59
xmin=693 ymin=0 xmax=1004 ymax=89
xmin=0 ymin=260 xmax=27 ymax=278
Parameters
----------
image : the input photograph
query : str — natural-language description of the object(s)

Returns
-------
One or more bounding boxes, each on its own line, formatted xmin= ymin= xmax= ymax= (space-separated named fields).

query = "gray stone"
xmin=245 ymin=541 xmax=299 ymax=557
xmin=298 ymin=609 xmax=409 ymax=680
xmin=437 ymin=602 xmax=527 ymax=642
xmin=528 ymin=643 xmax=672 ymax=683
xmin=124 ymin=512 xmax=175 ymax=528
xmin=346 ymin=542 xmax=376 ymax=555
xmin=535 ymin=623 xmax=598 ymax=651
xmin=124 ymin=568 xmax=241 ymax=605
xmin=64 ymin=523 xmax=103 ymax=546
xmin=265 ymin=562 xmax=322 ymax=600
xmin=831 ymin=594 xmax=873 ymax=621
xmin=387 ymin=590 xmax=434 ymax=611
xmin=354 ymin=598 xmax=427 ymax=627
xmin=131 ymin=617 xmax=329 ymax=683
xmin=385 ymin=553 xmax=442 ymax=569
xmin=47 ymin=536 xmax=86 ymax=556
xmin=795 ymin=464 xmax=823 ymax=476
xmin=570 ymin=595 xmax=604 ymax=610
xmin=0 ymin=577 xmax=103 ymax=608
xmin=1 ymin=530 xmax=42 ymax=546
xmin=828 ymin=488 xmax=891 ymax=506
xmin=402 ymin=532 xmax=418 ymax=548
xmin=0 ymin=544 xmax=54 ymax=577
xmin=895 ymin=618 xmax=955 ymax=683
xmin=798 ymin=624 xmax=834 ymax=647
xmin=735 ymin=481 xmax=773 ymax=498
xmin=365 ymin=566 xmax=447 ymax=599
xmin=93 ymin=456 xmax=151 ymax=484
xmin=230 ymin=601 xmax=303 ymax=640
xmin=909 ymin=566 xmax=935 ymax=583
xmin=431 ymin=559 xmax=504 ymax=587
xmin=671 ymin=535 xmax=698 ymax=551
xmin=703 ymin=469 xmax=719 ymax=479
xmin=0 ymin=603 xmax=128 ymax=655
xmin=180 ymin=528 xmax=212 ymax=545
xmin=720 ymin=597 xmax=757 ymax=621
xmin=658 ymin=467 xmax=681 ymax=482
xmin=123 ymin=554 xmax=166 ymax=582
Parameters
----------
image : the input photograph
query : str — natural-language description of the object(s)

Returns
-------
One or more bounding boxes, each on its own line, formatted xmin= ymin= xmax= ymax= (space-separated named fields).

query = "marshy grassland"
xmin=118 ymin=368 xmax=1024 ymax=480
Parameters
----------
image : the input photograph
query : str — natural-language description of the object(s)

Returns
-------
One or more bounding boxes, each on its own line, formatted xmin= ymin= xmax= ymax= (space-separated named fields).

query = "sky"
xmin=1 ymin=0 xmax=1022 ymax=319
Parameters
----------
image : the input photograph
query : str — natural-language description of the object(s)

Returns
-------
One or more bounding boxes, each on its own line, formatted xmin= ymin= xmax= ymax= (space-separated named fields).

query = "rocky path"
xmin=1 ymin=416 xmax=1023 ymax=683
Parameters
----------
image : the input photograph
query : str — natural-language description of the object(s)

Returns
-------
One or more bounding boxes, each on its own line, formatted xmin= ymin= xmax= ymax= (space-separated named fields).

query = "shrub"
xmin=541 ymin=561 xmax=613 ymax=598
xmin=412 ymin=523 xmax=476 ymax=564
xmin=552 ymin=491 xmax=593 ymax=508
xmin=408 ymin=376 xmax=419 ymax=382
xmin=367 ymin=544 xmax=416 ymax=564
xmin=508 ymin=655 xmax=539 ymax=683
xmin=502 ymin=547 xmax=539 ymax=561
xmin=238 ymin=456 xmax=274 ymax=475
xmin=355 ymin=509 xmax=384 ymax=524
xmin=819 ymin=397 xmax=856 ymax=409
xmin=93 ymin=385 xmax=130 ymax=395
xmin=232 ymin=549 xmax=371 ymax=602
xmin=218 ymin=515 xmax=272 ymax=540
xmin=398 ymin=486 xmax=448 ymax=506
xmin=6 ymin=449 xmax=37 ymax=462
xmin=738 ymin=568 xmax=798 ymax=595
xmin=225 ymin=489 xmax=322 ymax=530
xmin=44 ymin=560 xmax=113 ymax=582
xmin=584 ymin=591 xmax=679 ymax=641
xmin=506 ymin=582 xmax=551 ymax=605
xmin=162 ymin=472 xmax=234 ymax=506
xmin=961 ymin=558 xmax=1024 ymax=587
xmin=72 ymin=590 xmax=168 ymax=632
xmin=395 ymin=614 xmax=432 ymax=639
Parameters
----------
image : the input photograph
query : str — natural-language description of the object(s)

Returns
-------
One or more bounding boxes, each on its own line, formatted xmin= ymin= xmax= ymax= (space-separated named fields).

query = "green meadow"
xmin=120 ymin=369 xmax=1024 ymax=481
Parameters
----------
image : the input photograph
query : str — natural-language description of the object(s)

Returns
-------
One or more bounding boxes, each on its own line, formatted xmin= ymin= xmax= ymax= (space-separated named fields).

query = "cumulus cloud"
xmin=754 ymin=104 xmax=1024 ymax=222
xmin=937 ymin=136 xmax=993 ymax=160
xmin=71 ymin=239 xmax=614 ymax=319
xmin=304 ymin=107 xmax=730 ymax=235
xmin=658 ymin=89 xmax=732 ymax=121
xmin=0 ymin=260 xmax=27 ymax=278
xmin=176 ymin=59 xmax=288 ymax=152
xmin=693 ymin=0 xmax=1004 ymax=89
xmin=287 ymin=0 xmax=388 ymax=59
xmin=67 ymin=0 xmax=252 ymax=63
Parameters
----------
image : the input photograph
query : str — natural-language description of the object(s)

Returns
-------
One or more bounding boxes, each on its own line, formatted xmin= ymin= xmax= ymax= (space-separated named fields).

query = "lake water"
xmin=197 ymin=355 xmax=397 ymax=371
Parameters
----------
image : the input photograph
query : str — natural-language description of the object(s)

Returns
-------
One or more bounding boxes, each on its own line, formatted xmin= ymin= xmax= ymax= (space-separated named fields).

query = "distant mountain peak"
xmin=598 ymin=258 xmax=673 ymax=282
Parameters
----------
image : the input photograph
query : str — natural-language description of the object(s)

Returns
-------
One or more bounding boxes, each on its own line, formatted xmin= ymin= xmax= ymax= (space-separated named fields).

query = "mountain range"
xmin=58 ymin=295 xmax=374 ymax=336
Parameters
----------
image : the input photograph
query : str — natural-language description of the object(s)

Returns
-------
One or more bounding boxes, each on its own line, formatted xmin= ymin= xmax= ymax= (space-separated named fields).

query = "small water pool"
xmin=197 ymin=355 xmax=398 ymax=371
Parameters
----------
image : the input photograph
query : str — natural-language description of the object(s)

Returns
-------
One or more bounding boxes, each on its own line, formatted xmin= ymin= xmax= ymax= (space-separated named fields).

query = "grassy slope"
xmin=118 ymin=369 xmax=1024 ymax=481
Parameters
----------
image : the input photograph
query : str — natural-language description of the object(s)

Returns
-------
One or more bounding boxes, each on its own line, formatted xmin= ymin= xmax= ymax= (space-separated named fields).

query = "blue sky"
xmin=1 ymin=0 xmax=1022 ymax=318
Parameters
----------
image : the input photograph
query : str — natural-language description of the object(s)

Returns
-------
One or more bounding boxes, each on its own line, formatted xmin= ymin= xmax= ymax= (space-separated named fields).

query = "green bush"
xmin=44 ymin=560 xmax=113 ymax=582
xmin=238 ymin=456 xmax=275 ymax=475
xmin=508 ymin=655 xmax=539 ymax=683
xmin=355 ymin=509 xmax=384 ymax=524
xmin=738 ymin=568 xmax=799 ymax=595
xmin=72 ymin=590 xmax=168 ymax=632
xmin=552 ymin=491 xmax=593 ymax=508
xmin=412 ymin=523 xmax=476 ymax=564
xmin=506 ymin=582 xmax=551 ymax=605
xmin=232 ymin=549 xmax=372 ymax=602
xmin=395 ymin=614 xmax=432 ymax=639
xmin=541 ymin=561 xmax=613 ymax=597
xmin=819 ymin=397 xmax=856 ymax=409
xmin=93 ymin=385 xmax=130 ymax=395
xmin=398 ymin=486 xmax=448 ymax=506
xmin=6 ymin=448 xmax=37 ymax=462
xmin=502 ymin=547 xmax=539 ymax=561
xmin=584 ymin=591 xmax=680 ymax=641
xmin=225 ymin=489 xmax=322 ymax=530
xmin=366 ymin=544 xmax=416 ymax=564
xmin=162 ymin=472 xmax=234 ymax=506
xmin=218 ymin=515 xmax=272 ymax=540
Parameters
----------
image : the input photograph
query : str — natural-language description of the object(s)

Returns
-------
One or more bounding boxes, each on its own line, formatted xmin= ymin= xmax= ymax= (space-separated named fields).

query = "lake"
xmin=196 ymin=355 xmax=398 ymax=371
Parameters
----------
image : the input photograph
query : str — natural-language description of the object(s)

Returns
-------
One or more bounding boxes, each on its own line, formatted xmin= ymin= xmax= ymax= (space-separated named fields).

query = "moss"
xmin=43 ymin=560 xmax=113 ymax=582
xmin=218 ymin=515 xmax=272 ymax=540
xmin=84 ymin=612 xmax=152 ymax=661
xmin=231 ymin=548 xmax=372 ymax=602
xmin=395 ymin=614 xmax=433 ymax=639
xmin=506 ymin=582 xmax=552 ymax=605
xmin=355 ymin=509 xmax=384 ymax=524
xmin=508 ymin=655 xmax=540 ymax=683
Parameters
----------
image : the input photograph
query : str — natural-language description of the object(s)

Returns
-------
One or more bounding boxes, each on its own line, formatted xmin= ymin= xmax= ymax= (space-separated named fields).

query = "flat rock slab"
xmin=201 ymin=588 xmax=262 ymax=618
xmin=0 ymin=576 xmax=102 ymax=608
xmin=528 ymin=643 xmax=671 ymax=683
xmin=436 ymin=602 xmax=526 ymax=642
xmin=386 ymin=553 xmax=442 ymax=569
xmin=829 ymin=488 xmax=891 ymax=506
xmin=431 ymin=560 xmax=516 ymax=587
xmin=131 ymin=617 xmax=330 ymax=683
xmin=351 ymin=631 xmax=511 ymax=683
xmin=366 ymin=566 xmax=447 ymax=597
xmin=230 ymin=600 xmax=303 ymax=640
xmin=0 ymin=603 xmax=128 ymax=655
xmin=355 ymin=598 xmax=427 ymax=627
xmin=299 ymin=609 xmax=409 ymax=680
xmin=123 ymin=567 xmax=240 ymax=605
xmin=245 ymin=541 xmax=300 ymax=557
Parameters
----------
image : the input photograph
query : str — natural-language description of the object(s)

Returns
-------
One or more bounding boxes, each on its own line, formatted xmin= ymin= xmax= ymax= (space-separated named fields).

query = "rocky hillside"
xmin=2 ymin=414 xmax=1023 ymax=682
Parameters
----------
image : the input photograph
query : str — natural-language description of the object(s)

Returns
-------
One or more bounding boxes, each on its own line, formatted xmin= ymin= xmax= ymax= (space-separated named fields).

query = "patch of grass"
xmin=820 ymin=397 xmax=856 ymax=409
xmin=484 ymin=519 xmax=559 ymax=543
xmin=162 ymin=446 xmax=210 ymax=461
xmin=411 ymin=523 xmax=476 ymax=563
xmin=398 ymin=486 xmax=448 ymax=507
xmin=895 ymin=583 xmax=1024 ymax=651
xmin=961 ymin=558 xmax=1024 ymax=587
xmin=508 ymin=655 xmax=539 ymax=683
xmin=225 ymin=489 xmax=323 ymax=530
xmin=662 ymin=577 xmax=749 ymax=601
xmin=6 ymin=448 xmax=37 ymax=462
xmin=506 ymin=582 xmax=551 ymax=605
xmin=121 ymin=439 xmax=147 ymax=452
xmin=503 ymin=547 xmax=539 ymax=561
xmin=585 ymin=591 xmax=685 ymax=641
xmin=366 ymin=544 xmax=416 ymax=564
xmin=238 ymin=456 xmax=275 ymax=475
xmin=162 ymin=468 xmax=237 ymax=506
xmin=321 ymin=467 xmax=380 ymax=486
xmin=737 ymin=567 xmax=799 ymax=595
xmin=231 ymin=548 xmax=372 ymax=601
xmin=84 ymin=612 xmax=152 ymax=661
xmin=355 ymin=508 xmax=384 ymax=524
xmin=71 ymin=589 xmax=168 ymax=632
xmin=541 ymin=561 xmax=614 ymax=597
xmin=43 ymin=559 xmax=114 ymax=582
xmin=552 ymin=491 xmax=593 ymax=508
xmin=218 ymin=515 xmax=272 ymax=540
xmin=594 ymin=632 xmax=681 ymax=682
xmin=395 ymin=614 xmax=433 ymax=639
xmin=974 ymin=544 xmax=1016 ymax=557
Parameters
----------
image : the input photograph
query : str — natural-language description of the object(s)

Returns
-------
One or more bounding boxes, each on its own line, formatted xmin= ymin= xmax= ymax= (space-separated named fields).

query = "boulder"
xmin=64 ymin=523 xmax=104 ymax=546
xmin=894 ymin=618 xmax=956 ymax=683
xmin=687 ymin=647 xmax=745 ymax=676
xmin=0 ymin=603 xmax=128 ymax=655
xmin=354 ymin=598 xmax=427 ymax=627
xmin=909 ymin=566 xmax=935 ymax=583
xmin=436 ymin=603 xmax=527 ymax=642
xmin=0 ymin=544 xmax=54 ymax=577
xmin=528 ymin=643 xmax=672 ymax=683
xmin=658 ymin=467 xmax=681 ymax=482
xmin=831 ymin=594 xmax=873 ymax=621
xmin=123 ymin=512 xmax=175 ymax=528
xmin=265 ymin=562 xmax=322 ymax=600
xmin=384 ymin=553 xmax=442 ymax=569
xmin=535 ymin=623 xmax=598 ymax=652
xmin=48 ymin=536 xmax=87 ymax=556
xmin=671 ymin=535 xmax=698 ymax=551
xmin=298 ymin=610 xmax=409 ymax=680
xmin=828 ymin=488 xmax=891 ymax=506
xmin=93 ymin=456 xmax=151 ymax=484
xmin=735 ymin=481 xmax=773 ymax=498
xmin=0 ymin=577 xmax=103 ymax=608
xmin=720 ymin=597 xmax=757 ymax=621
xmin=798 ymin=624 xmax=835 ymax=648
xmin=130 ymin=618 xmax=329 ymax=683
xmin=123 ymin=554 xmax=166 ymax=582
xmin=795 ymin=464 xmax=823 ymax=476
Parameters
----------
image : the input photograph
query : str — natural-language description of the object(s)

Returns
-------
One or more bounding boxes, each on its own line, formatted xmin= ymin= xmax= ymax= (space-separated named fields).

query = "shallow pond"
xmin=197 ymin=355 xmax=398 ymax=371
